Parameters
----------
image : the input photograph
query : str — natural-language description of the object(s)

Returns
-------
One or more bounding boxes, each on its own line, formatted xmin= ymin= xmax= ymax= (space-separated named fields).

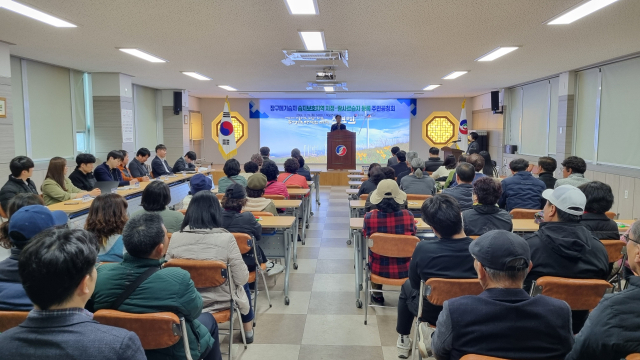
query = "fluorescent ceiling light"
xmin=181 ymin=72 xmax=211 ymax=81
xmin=547 ymin=0 xmax=619 ymax=25
xmin=324 ymin=86 xmax=334 ymax=92
xmin=475 ymin=47 xmax=519 ymax=61
xmin=299 ymin=31 xmax=325 ymax=51
xmin=423 ymin=84 xmax=441 ymax=91
xmin=118 ymin=48 xmax=167 ymax=63
xmin=0 ymin=0 xmax=76 ymax=27
xmin=284 ymin=0 xmax=318 ymax=14
xmin=442 ymin=71 xmax=468 ymax=80
xmin=218 ymin=85 xmax=237 ymax=91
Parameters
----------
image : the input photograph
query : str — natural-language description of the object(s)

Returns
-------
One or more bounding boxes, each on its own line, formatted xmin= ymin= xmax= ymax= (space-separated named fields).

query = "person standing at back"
xmin=537 ymin=156 xmax=557 ymax=189
xmin=68 ymin=153 xmax=99 ymax=191
xmin=129 ymin=148 xmax=152 ymax=179
xmin=151 ymin=144 xmax=174 ymax=178
xmin=387 ymin=146 xmax=400 ymax=167
xmin=172 ymin=151 xmax=197 ymax=173
xmin=442 ymin=163 xmax=475 ymax=211
xmin=466 ymin=131 xmax=480 ymax=154
xmin=497 ymin=158 xmax=546 ymax=212
xmin=0 ymin=156 xmax=39 ymax=211
xmin=555 ymin=156 xmax=590 ymax=188
xmin=424 ymin=147 xmax=444 ymax=173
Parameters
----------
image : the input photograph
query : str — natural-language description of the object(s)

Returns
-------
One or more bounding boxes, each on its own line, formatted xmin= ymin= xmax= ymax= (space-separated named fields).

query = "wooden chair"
xmin=406 ymin=194 xmax=432 ymax=201
xmin=164 ymin=259 xmax=247 ymax=359
xmin=469 ymin=235 xmax=480 ymax=240
xmin=601 ymin=240 xmax=625 ymax=264
xmin=626 ymin=354 xmax=640 ymax=360
xmin=364 ymin=233 xmax=420 ymax=325
xmin=0 ymin=311 xmax=29 ymax=332
xmin=530 ymin=276 xmax=612 ymax=311
xmin=232 ymin=232 xmax=271 ymax=325
xmin=605 ymin=211 xmax=617 ymax=220
xmin=93 ymin=310 xmax=184 ymax=351
xmin=0 ymin=205 xmax=7 ymax=219
xmin=359 ymin=194 xmax=368 ymax=200
xmin=286 ymin=184 xmax=302 ymax=189
xmin=263 ymin=194 xmax=285 ymax=200
xmin=461 ymin=355 xmax=511 ymax=360
xmin=509 ymin=208 xmax=541 ymax=219
xmin=249 ymin=211 xmax=274 ymax=218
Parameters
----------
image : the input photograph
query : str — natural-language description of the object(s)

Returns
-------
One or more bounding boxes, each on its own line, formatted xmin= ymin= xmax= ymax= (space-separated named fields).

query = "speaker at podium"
xmin=327 ymin=130 xmax=356 ymax=170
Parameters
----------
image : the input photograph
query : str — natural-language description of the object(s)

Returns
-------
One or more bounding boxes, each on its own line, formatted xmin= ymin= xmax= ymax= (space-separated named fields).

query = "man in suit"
xmin=151 ymin=144 xmax=174 ymax=178
xmin=129 ymin=147 xmax=151 ymax=178
xmin=0 ymin=228 xmax=146 ymax=360
xmin=94 ymin=150 xmax=137 ymax=187
xmin=387 ymin=146 xmax=400 ymax=167
xmin=173 ymin=151 xmax=197 ymax=173
xmin=330 ymin=115 xmax=346 ymax=131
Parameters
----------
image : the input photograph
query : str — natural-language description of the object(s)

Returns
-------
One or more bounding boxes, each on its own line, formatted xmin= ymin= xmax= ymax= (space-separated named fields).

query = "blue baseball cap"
xmin=190 ymin=174 xmax=213 ymax=195
xmin=8 ymin=205 xmax=68 ymax=246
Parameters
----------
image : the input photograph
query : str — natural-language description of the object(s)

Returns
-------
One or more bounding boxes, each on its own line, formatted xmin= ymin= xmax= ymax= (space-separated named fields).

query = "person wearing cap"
xmin=497 ymin=158 xmax=546 ymax=212
xmin=567 ymin=220 xmax=640 ymax=360
xmin=395 ymin=194 xmax=476 ymax=359
xmin=243 ymin=173 xmax=278 ymax=215
xmin=0 ymin=205 xmax=68 ymax=310
xmin=400 ymin=157 xmax=436 ymax=195
xmin=131 ymin=181 xmax=184 ymax=233
xmin=278 ymin=158 xmax=310 ymax=190
xmin=395 ymin=151 xmax=418 ymax=185
xmin=364 ymin=179 xmax=416 ymax=306
xmin=240 ymin=160 xmax=259 ymax=182
xmin=442 ymin=163 xmax=475 ymax=211
xmin=364 ymin=167 xmax=410 ymax=213
xmin=524 ymin=184 xmax=609 ymax=333
xmin=175 ymin=173 xmax=213 ymax=211
xmin=172 ymin=151 xmax=197 ymax=173
xmin=424 ymin=230 xmax=574 ymax=360
xmin=462 ymin=177 xmax=513 ymax=236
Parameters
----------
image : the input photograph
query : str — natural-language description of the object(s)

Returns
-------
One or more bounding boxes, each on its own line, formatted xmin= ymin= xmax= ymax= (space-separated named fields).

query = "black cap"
xmin=469 ymin=230 xmax=531 ymax=271
xmin=225 ymin=183 xmax=246 ymax=200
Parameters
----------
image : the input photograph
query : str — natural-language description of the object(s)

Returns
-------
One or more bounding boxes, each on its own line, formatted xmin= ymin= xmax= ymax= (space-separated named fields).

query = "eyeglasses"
xmin=623 ymin=233 xmax=640 ymax=246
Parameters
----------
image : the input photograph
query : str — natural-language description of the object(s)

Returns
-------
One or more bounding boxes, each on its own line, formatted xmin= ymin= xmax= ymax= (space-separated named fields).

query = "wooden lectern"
xmin=441 ymin=146 xmax=464 ymax=162
xmin=327 ymin=130 xmax=356 ymax=170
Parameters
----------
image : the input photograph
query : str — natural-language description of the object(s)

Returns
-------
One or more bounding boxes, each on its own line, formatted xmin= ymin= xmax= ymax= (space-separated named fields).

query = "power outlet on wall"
xmin=625 ymin=190 xmax=629 ymax=199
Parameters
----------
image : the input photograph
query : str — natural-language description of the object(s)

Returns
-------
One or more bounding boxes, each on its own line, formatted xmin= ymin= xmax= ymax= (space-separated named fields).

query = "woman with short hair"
xmin=118 ymin=150 xmax=150 ymax=183
xmin=579 ymin=181 xmax=619 ymax=240
xmin=277 ymin=158 xmax=309 ymax=189
xmin=260 ymin=161 xmax=289 ymax=199
xmin=217 ymin=158 xmax=247 ymax=193
xmin=240 ymin=161 xmax=259 ymax=181
xmin=400 ymin=158 xmax=436 ymax=195
xmin=131 ymin=181 xmax=184 ymax=233
xmin=85 ymin=193 xmax=128 ymax=262
xmin=461 ymin=177 xmax=513 ymax=236
xmin=41 ymin=157 xmax=100 ymax=205
xmin=357 ymin=163 xmax=381 ymax=198
xmin=431 ymin=155 xmax=457 ymax=181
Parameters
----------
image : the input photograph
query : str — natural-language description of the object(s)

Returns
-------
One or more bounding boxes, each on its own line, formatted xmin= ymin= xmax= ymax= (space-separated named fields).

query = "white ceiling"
xmin=1 ymin=0 xmax=639 ymax=99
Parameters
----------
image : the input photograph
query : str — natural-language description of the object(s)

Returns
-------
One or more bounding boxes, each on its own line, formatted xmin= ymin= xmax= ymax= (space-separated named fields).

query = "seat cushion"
xmin=370 ymin=274 xmax=407 ymax=287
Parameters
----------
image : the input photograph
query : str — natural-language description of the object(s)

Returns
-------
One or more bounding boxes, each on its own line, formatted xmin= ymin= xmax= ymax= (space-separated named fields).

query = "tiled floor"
xmin=227 ymin=186 xmax=414 ymax=360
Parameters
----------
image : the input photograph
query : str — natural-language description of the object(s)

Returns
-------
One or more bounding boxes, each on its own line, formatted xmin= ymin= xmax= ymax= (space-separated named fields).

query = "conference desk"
xmin=272 ymin=200 xmax=302 ymax=267
xmin=348 ymin=181 xmax=362 ymax=189
xmin=347 ymin=174 xmax=365 ymax=181
xmin=287 ymin=188 xmax=311 ymax=244
xmin=349 ymin=200 xmax=423 ymax=218
xmin=278 ymin=167 xmax=321 ymax=206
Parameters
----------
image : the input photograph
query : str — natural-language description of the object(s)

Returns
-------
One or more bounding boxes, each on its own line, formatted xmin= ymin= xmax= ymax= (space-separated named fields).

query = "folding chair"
xmin=164 ymin=259 xmax=247 ymax=360
xmin=359 ymin=194 xmax=368 ymax=200
xmin=605 ymin=211 xmax=617 ymax=220
xmin=461 ymin=355 xmax=511 ymax=360
xmin=509 ymin=208 xmax=541 ymax=219
xmin=263 ymin=194 xmax=285 ymax=200
xmin=249 ymin=211 xmax=274 ymax=218
xmin=364 ymin=233 xmax=419 ymax=325
xmin=231 ymin=232 xmax=271 ymax=326
xmin=530 ymin=276 xmax=613 ymax=312
xmin=406 ymin=194 xmax=431 ymax=201
xmin=0 ymin=311 xmax=29 ymax=332
xmin=601 ymin=239 xmax=626 ymax=290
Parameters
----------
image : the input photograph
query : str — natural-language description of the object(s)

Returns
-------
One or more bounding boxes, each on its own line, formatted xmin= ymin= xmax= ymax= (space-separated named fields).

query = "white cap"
xmin=542 ymin=185 xmax=586 ymax=216
xmin=369 ymin=179 xmax=407 ymax=205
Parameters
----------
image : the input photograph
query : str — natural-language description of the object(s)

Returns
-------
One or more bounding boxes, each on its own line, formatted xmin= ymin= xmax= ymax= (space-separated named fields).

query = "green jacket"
xmin=91 ymin=254 xmax=214 ymax=360
xmin=131 ymin=208 xmax=184 ymax=234
xmin=42 ymin=177 xmax=83 ymax=205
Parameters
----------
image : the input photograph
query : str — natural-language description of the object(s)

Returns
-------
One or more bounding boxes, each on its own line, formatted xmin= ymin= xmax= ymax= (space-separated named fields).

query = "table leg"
xmin=315 ymin=173 xmax=321 ymax=206
xmin=354 ymin=229 xmax=362 ymax=308
xmin=292 ymin=216 xmax=298 ymax=270
xmin=283 ymin=228 xmax=291 ymax=306
xmin=300 ymin=196 xmax=307 ymax=245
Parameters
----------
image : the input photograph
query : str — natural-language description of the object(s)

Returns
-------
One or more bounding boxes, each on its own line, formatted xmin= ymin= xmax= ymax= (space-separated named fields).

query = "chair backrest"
xmin=216 ymin=193 xmax=224 ymax=200
xmin=0 ymin=205 xmax=7 ymax=219
xmin=424 ymin=278 xmax=484 ymax=306
xmin=469 ymin=235 xmax=480 ymax=240
xmin=93 ymin=310 xmax=181 ymax=350
xmin=406 ymin=194 xmax=432 ymax=201
xmin=605 ymin=211 xmax=617 ymax=220
xmin=286 ymin=184 xmax=302 ymax=189
xmin=167 ymin=233 xmax=172 ymax=240
xmin=368 ymin=233 xmax=419 ymax=258
xmin=177 ymin=208 xmax=187 ymax=215
xmin=509 ymin=208 xmax=541 ymax=219
xmin=264 ymin=194 xmax=285 ymax=200
xmin=0 ymin=311 xmax=29 ymax=332
xmin=250 ymin=211 xmax=274 ymax=217
xmin=601 ymin=240 xmax=626 ymax=263
xmin=164 ymin=259 xmax=228 ymax=288
xmin=231 ymin=232 xmax=253 ymax=255
xmin=461 ymin=355 xmax=511 ymax=360
xmin=359 ymin=194 xmax=368 ymax=200
xmin=626 ymin=354 xmax=640 ymax=360
xmin=532 ymin=276 xmax=613 ymax=311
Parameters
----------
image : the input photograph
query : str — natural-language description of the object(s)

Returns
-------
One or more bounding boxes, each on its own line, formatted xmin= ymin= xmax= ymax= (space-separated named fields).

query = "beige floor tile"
xmin=318 ymin=247 xmax=353 ymax=259
xmin=312 ymin=274 xmax=357 ymax=292
xmin=291 ymin=258 xmax=317 ymax=274
xmin=298 ymin=345 xmax=384 ymax=360
xmin=308 ymin=291 xmax=365 ymax=315
xmin=301 ymin=237 xmax=321 ymax=247
xmin=326 ymin=210 xmax=350 ymax=217
xmin=272 ymin=273 xmax=316 ymax=292
xmin=255 ymin=291 xmax=311 ymax=315
xmin=309 ymin=216 xmax=327 ymax=224
xmin=325 ymin=216 xmax=350 ymax=224
xmin=315 ymin=259 xmax=356 ymax=274
xmin=252 ymin=314 xmax=307 ymax=345
xmin=326 ymin=206 xmax=348 ymax=212
xmin=320 ymin=238 xmax=352 ymax=248
xmin=297 ymin=247 xmax=320 ymax=259
xmin=307 ymin=223 xmax=324 ymax=230
xmin=302 ymin=314 xmax=381 ymax=346
xmin=304 ymin=230 xmax=323 ymax=238
xmin=235 ymin=344 xmax=300 ymax=360
xmin=376 ymin=314 xmax=414 ymax=346
xmin=322 ymin=229 xmax=350 ymax=238
xmin=323 ymin=222 xmax=351 ymax=230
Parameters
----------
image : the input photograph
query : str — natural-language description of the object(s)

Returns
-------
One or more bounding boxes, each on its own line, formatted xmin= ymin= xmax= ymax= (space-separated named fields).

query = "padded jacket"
xmin=497 ymin=171 xmax=546 ymax=212
xmin=442 ymin=183 xmax=474 ymax=211
xmin=424 ymin=157 xmax=444 ymax=172
xmin=0 ymin=175 xmax=38 ymax=211
xmin=0 ymin=248 xmax=32 ymax=311
xmin=580 ymin=212 xmax=621 ymax=240
xmin=357 ymin=179 xmax=377 ymax=198
xmin=462 ymin=204 xmax=513 ymax=236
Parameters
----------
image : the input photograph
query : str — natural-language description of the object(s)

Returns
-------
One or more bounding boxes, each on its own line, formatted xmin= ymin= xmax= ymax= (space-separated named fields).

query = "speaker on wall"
xmin=491 ymin=91 xmax=500 ymax=112
xmin=173 ymin=91 xmax=182 ymax=115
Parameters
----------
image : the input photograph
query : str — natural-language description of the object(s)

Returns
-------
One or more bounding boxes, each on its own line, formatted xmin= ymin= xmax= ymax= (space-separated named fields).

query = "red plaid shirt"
xmin=363 ymin=209 xmax=417 ymax=279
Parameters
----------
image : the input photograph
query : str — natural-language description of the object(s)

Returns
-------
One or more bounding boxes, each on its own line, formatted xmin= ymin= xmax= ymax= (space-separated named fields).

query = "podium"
xmin=327 ymin=130 xmax=356 ymax=170
xmin=441 ymin=146 xmax=464 ymax=162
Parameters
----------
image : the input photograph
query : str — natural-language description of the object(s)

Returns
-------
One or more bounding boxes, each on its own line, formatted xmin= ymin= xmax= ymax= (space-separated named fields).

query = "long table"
xmin=287 ymin=188 xmax=311 ymax=245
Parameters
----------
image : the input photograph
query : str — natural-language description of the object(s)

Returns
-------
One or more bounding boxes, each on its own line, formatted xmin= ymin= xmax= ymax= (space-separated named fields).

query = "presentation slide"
xmin=253 ymin=99 xmax=413 ymax=164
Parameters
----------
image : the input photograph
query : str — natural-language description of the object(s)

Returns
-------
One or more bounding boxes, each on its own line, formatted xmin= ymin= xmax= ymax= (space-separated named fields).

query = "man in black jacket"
xmin=578 ymin=181 xmax=620 ymax=240
xmin=391 ymin=151 xmax=409 ymax=179
xmin=466 ymin=132 xmax=480 ymax=154
xmin=567 ymin=220 xmax=640 ymax=360
xmin=395 ymin=151 xmax=418 ymax=185
xmin=129 ymin=148 xmax=151 ymax=179
xmin=173 ymin=151 xmax=197 ymax=173
xmin=151 ymin=144 xmax=173 ymax=178
xmin=537 ymin=156 xmax=557 ymax=189
xmin=524 ymin=184 xmax=609 ymax=333
xmin=424 ymin=147 xmax=444 ymax=172
xmin=462 ymin=177 xmax=513 ymax=236
xmin=68 ymin=153 xmax=98 ymax=191
xmin=442 ymin=163 xmax=474 ymax=211
xmin=0 ymin=156 xmax=38 ymax=211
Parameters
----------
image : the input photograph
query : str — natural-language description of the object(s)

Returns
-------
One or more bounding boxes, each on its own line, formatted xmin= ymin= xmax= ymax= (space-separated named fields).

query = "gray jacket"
xmin=555 ymin=173 xmax=591 ymax=188
xmin=400 ymin=174 xmax=436 ymax=195
xmin=442 ymin=183 xmax=474 ymax=211
xmin=462 ymin=205 xmax=513 ymax=236
xmin=128 ymin=158 xmax=149 ymax=178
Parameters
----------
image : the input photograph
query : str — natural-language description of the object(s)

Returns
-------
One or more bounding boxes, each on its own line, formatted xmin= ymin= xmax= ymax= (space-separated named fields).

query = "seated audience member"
xmin=240 ymin=161 xmax=259 ymax=181
xmin=524 ymin=185 xmax=608 ymax=333
xmin=567 ymin=220 xmax=640 ymax=360
xmin=444 ymin=155 xmax=466 ymax=188
xmin=391 ymin=151 xmax=410 ymax=179
xmin=42 ymin=157 xmax=100 ymax=206
xmin=259 ymin=146 xmax=271 ymax=162
xmin=537 ymin=156 xmax=557 ymax=189
xmin=84 ymin=194 xmax=128 ymax=262
xmin=387 ymin=146 xmax=400 ymax=167
xmin=118 ymin=150 xmax=150 ymax=183
xmin=426 ymin=230 xmax=573 ymax=360
xmin=450 ymin=154 xmax=486 ymax=187
xmin=173 ymin=151 xmax=197 ymax=173
xmin=0 ymin=156 xmax=38 ymax=211
xmin=400 ymin=157 xmax=436 ymax=195
xmin=217 ymin=158 xmax=247 ymax=193
xmin=396 ymin=194 xmax=476 ymax=358
xmin=365 ymin=167 xmax=409 ymax=213
xmin=176 ymin=173 xmax=213 ymax=211
xmin=579 ymin=181 xmax=620 ymax=240
xmin=462 ymin=177 xmax=513 ymax=236
xmin=131 ymin=181 xmax=184 ymax=233
xmin=68 ymin=153 xmax=99 ymax=191
xmin=555 ymin=155 xmax=590 ymax=188
xmin=396 ymin=151 xmax=418 ymax=185
xmin=151 ymin=144 xmax=174 ymax=178
xmin=91 ymin=213 xmax=220 ymax=360
xmin=466 ymin=131 xmax=480 ymax=154
xmin=129 ymin=147 xmax=152 ymax=178
xmin=431 ymin=155 xmax=456 ymax=181
xmin=424 ymin=147 xmax=444 ymax=172
xmin=250 ymin=153 xmax=263 ymax=168
xmin=94 ymin=150 xmax=137 ymax=187
xmin=479 ymin=151 xmax=495 ymax=177
xmin=243 ymin=173 xmax=278 ymax=216
xmin=296 ymin=156 xmax=312 ymax=181
xmin=278 ymin=158 xmax=310 ymax=189
xmin=261 ymin=161 xmax=289 ymax=199
xmin=0 ymin=228 xmax=146 ymax=360
xmin=291 ymin=148 xmax=310 ymax=171
xmin=442 ymin=163 xmax=475 ymax=211
xmin=364 ymin=180 xmax=416 ymax=305
xmin=497 ymin=158 xmax=546 ymax=212
xmin=0 ymin=193 xmax=44 ymax=250
xmin=357 ymin=163 xmax=382 ymax=198
xmin=0 ymin=205 xmax=67 ymax=311
xmin=167 ymin=191 xmax=255 ymax=343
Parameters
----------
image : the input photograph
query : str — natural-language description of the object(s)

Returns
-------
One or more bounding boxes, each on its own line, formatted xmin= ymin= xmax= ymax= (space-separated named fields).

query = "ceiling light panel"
xmin=475 ymin=47 xmax=519 ymax=61
xmin=118 ymin=48 xmax=167 ymax=63
xmin=299 ymin=31 xmax=326 ymax=51
xmin=547 ymin=0 xmax=620 ymax=25
xmin=218 ymin=85 xmax=237 ymax=91
xmin=423 ymin=85 xmax=441 ymax=91
xmin=284 ymin=0 xmax=318 ymax=15
xmin=181 ymin=72 xmax=212 ymax=80
xmin=442 ymin=71 xmax=468 ymax=80
xmin=324 ymin=86 xmax=334 ymax=92
xmin=0 ymin=0 xmax=76 ymax=27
